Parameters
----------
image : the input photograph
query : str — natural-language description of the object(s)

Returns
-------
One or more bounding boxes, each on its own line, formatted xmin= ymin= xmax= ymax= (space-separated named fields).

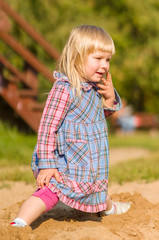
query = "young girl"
xmin=11 ymin=25 xmax=130 ymax=227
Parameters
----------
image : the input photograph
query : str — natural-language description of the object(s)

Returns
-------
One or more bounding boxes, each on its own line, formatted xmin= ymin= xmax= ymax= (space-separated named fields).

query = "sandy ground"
xmin=0 ymin=148 xmax=159 ymax=240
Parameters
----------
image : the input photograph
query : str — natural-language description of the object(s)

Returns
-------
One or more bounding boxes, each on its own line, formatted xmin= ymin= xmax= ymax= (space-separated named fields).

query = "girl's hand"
xmin=97 ymin=72 xmax=115 ymax=107
xmin=37 ymin=168 xmax=60 ymax=188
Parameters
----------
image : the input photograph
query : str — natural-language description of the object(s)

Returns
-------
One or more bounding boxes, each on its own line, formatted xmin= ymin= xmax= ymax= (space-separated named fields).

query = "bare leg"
xmin=106 ymin=198 xmax=113 ymax=210
xmin=15 ymin=196 xmax=46 ymax=225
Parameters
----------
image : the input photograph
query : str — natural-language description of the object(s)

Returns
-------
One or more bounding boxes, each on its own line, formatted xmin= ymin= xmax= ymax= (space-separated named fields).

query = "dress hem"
xmin=49 ymin=185 xmax=107 ymax=213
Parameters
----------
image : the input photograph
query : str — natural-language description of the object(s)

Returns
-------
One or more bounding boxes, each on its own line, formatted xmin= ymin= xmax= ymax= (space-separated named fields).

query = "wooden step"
xmin=19 ymin=89 xmax=37 ymax=98
xmin=7 ymin=75 xmax=20 ymax=83
xmin=0 ymin=1 xmax=61 ymax=132
xmin=29 ymin=101 xmax=45 ymax=111
xmin=0 ymin=84 xmax=42 ymax=132
xmin=0 ymin=54 xmax=38 ymax=89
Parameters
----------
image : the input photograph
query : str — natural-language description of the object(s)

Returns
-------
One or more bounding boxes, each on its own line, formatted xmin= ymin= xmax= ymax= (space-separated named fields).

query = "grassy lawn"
xmin=109 ymin=131 xmax=159 ymax=151
xmin=109 ymin=131 xmax=159 ymax=184
xmin=0 ymin=122 xmax=159 ymax=184
xmin=0 ymin=123 xmax=36 ymax=166
xmin=0 ymin=122 xmax=36 ymax=184
xmin=109 ymin=151 xmax=159 ymax=184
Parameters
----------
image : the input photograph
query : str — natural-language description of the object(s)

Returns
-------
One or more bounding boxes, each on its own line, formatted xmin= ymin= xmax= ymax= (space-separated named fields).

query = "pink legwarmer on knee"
xmin=33 ymin=187 xmax=59 ymax=212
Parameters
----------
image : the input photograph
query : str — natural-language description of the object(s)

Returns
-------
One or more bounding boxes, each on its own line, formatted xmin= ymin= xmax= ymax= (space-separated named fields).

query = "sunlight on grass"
xmin=109 ymin=151 xmax=159 ymax=184
xmin=0 ymin=183 xmax=11 ymax=190
xmin=109 ymin=131 xmax=159 ymax=151
xmin=0 ymin=167 xmax=35 ymax=184
xmin=0 ymin=122 xmax=159 ymax=184
xmin=0 ymin=122 xmax=36 ymax=166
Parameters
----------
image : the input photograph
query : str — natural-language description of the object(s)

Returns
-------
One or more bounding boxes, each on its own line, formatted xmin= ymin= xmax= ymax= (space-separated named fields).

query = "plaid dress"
xmin=31 ymin=71 xmax=121 ymax=213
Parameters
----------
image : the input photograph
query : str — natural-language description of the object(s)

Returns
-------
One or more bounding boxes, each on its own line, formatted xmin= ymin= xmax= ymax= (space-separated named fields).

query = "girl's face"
xmin=84 ymin=51 xmax=112 ymax=82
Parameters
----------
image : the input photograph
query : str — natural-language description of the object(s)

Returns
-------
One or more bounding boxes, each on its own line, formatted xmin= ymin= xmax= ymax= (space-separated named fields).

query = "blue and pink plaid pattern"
xmin=31 ymin=71 xmax=121 ymax=212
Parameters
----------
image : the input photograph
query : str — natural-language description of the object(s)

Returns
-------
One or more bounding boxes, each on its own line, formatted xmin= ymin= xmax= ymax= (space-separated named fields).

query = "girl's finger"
xmin=97 ymin=83 xmax=107 ymax=90
xmin=106 ymin=72 xmax=112 ymax=82
xmin=97 ymin=90 xmax=109 ymax=95
xmin=55 ymin=172 xmax=60 ymax=183
xmin=101 ymin=77 xmax=107 ymax=85
xmin=37 ymin=175 xmax=45 ymax=188
xmin=45 ymin=175 xmax=51 ymax=186
xmin=37 ymin=175 xmax=41 ymax=186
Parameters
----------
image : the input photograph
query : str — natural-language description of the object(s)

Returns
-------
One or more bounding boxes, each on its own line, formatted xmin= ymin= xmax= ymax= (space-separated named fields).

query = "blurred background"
xmin=0 ymin=0 xmax=159 ymax=184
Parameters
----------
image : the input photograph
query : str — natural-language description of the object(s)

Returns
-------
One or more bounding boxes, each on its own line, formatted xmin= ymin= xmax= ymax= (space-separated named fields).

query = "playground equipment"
xmin=0 ymin=0 xmax=60 ymax=132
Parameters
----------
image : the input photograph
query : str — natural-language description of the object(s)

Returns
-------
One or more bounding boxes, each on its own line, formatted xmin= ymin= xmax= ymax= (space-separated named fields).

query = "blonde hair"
xmin=57 ymin=25 xmax=115 ymax=96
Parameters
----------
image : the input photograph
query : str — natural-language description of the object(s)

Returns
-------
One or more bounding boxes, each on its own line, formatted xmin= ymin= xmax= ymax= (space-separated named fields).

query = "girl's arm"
xmin=97 ymin=72 xmax=122 ymax=118
xmin=103 ymin=90 xmax=122 ymax=118
xmin=36 ymin=82 xmax=71 ymax=169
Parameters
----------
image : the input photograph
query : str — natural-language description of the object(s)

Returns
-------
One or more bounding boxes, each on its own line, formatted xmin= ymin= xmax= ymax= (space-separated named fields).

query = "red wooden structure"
xmin=0 ymin=0 xmax=60 ymax=132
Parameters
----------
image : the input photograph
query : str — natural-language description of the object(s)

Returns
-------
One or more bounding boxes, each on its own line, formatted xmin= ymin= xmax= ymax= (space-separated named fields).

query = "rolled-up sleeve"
xmin=36 ymin=82 xmax=71 ymax=169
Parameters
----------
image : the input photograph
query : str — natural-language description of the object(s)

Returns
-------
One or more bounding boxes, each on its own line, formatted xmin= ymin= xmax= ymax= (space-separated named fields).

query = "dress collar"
xmin=53 ymin=71 xmax=98 ymax=91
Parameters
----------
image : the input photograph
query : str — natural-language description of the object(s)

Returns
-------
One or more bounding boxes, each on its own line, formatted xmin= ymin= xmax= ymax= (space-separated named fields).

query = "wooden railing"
xmin=0 ymin=0 xmax=60 ymax=132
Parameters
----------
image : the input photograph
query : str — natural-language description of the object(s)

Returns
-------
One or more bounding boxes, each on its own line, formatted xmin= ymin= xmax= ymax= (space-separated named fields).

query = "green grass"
xmin=109 ymin=131 xmax=159 ymax=151
xmin=0 ymin=122 xmax=36 ymax=184
xmin=0 ymin=122 xmax=36 ymax=166
xmin=0 ymin=121 xmax=159 ymax=184
xmin=0 ymin=182 xmax=11 ymax=190
xmin=109 ymin=151 xmax=159 ymax=184
xmin=0 ymin=167 xmax=35 ymax=184
xmin=109 ymin=131 xmax=159 ymax=184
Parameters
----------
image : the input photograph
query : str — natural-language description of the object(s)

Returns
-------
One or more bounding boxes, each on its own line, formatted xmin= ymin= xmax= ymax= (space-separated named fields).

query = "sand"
xmin=0 ymin=147 xmax=159 ymax=240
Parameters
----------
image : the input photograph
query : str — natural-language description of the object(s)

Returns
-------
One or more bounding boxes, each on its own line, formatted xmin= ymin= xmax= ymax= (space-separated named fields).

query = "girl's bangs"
xmin=82 ymin=27 xmax=115 ymax=55
xmin=88 ymin=37 xmax=115 ymax=55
